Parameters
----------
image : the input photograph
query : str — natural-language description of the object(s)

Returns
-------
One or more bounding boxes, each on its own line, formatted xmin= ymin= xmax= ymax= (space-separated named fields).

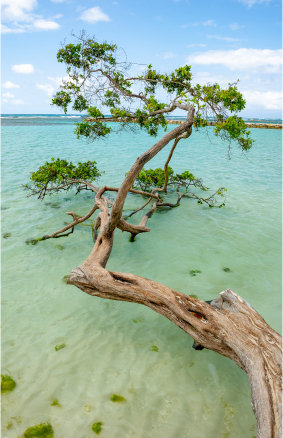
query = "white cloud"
xmin=51 ymin=0 xmax=67 ymax=2
xmin=242 ymin=90 xmax=282 ymax=109
xmin=12 ymin=99 xmax=24 ymax=104
xmin=112 ymin=1 xmax=118 ymax=4
xmin=3 ymin=92 xmax=14 ymax=98
xmin=80 ymin=7 xmax=111 ymax=23
xmin=239 ymin=0 xmax=271 ymax=7
xmin=188 ymin=44 xmax=206 ymax=47
xmin=1 ymin=24 xmax=26 ymax=33
xmin=203 ymin=20 xmax=216 ymax=26
xmin=163 ymin=51 xmax=177 ymax=59
xmin=192 ymin=71 xmax=231 ymax=86
xmin=48 ymin=75 xmax=70 ymax=87
xmin=12 ymin=64 xmax=34 ymax=74
xmin=1 ymin=0 xmax=36 ymax=22
xmin=1 ymin=0 xmax=60 ymax=33
xmin=188 ymin=49 xmax=282 ymax=72
xmin=33 ymin=19 xmax=60 ymax=30
xmin=180 ymin=22 xmax=198 ymax=28
xmin=181 ymin=20 xmax=216 ymax=28
xmin=2 ymin=81 xmax=20 ymax=88
xmin=207 ymin=35 xmax=241 ymax=42
xmin=36 ymin=83 xmax=55 ymax=96
xmin=229 ymin=23 xmax=241 ymax=30
xmin=3 ymin=99 xmax=8 ymax=102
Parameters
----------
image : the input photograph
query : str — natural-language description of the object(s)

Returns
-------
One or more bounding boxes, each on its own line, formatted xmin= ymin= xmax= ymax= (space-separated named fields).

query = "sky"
xmin=1 ymin=0 xmax=282 ymax=118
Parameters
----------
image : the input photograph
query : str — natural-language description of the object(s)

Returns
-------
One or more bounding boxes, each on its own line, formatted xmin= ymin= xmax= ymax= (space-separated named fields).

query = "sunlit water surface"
xmin=1 ymin=116 xmax=282 ymax=438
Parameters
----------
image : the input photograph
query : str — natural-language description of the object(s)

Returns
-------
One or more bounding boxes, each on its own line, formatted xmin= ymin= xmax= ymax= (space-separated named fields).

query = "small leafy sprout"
xmin=1 ymin=375 xmax=16 ymax=393
xmin=51 ymin=398 xmax=61 ymax=407
xmin=189 ymin=294 xmax=198 ymax=299
xmin=55 ymin=343 xmax=66 ymax=351
xmin=3 ymin=233 xmax=11 ymax=238
xmin=151 ymin=346 xmax=159 ymax=352
xmin=92 ymin=422 xmax=103 ymax=435
xmin=223 ymin=267 xmax=231 ymax=272
xmin=190 ymin=270 xmax=202 ymax=277
xmin=110 ymin=394 xmax=126 ymax=402
xmin=23 ymin=423 xmax=54 ymax=438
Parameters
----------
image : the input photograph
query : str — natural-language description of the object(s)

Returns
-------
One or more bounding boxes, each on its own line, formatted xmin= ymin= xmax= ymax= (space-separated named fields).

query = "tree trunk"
xmin=67 ymin=264 xmax=282 ymax=438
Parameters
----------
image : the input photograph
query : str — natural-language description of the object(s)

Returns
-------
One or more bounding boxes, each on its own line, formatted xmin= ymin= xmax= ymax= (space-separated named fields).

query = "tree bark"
xmin=67 ymin=265 xmax=282 ymax=438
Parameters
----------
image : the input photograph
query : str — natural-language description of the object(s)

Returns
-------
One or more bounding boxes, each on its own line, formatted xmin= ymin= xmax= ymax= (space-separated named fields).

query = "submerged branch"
xmin=42 ymin=204 xmax=98 ymax=240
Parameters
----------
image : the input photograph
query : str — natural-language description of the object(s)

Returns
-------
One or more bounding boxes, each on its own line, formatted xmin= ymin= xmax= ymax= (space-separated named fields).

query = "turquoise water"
xmin=1 ymin=117 xmax=282 ymax=437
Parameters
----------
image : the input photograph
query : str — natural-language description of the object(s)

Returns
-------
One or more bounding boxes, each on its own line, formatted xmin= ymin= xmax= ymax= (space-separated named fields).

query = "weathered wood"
xmin=67 ymin=265 xmax=282 ymax=438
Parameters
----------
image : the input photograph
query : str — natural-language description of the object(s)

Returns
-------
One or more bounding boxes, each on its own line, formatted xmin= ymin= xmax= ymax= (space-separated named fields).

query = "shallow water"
xmin=1 ymin=118 xmax=281 ymax=437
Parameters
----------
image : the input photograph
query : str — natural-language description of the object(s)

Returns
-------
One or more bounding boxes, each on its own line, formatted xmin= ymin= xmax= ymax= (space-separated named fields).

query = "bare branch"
xmin=42 ymin=204 xmax=98 ymax=240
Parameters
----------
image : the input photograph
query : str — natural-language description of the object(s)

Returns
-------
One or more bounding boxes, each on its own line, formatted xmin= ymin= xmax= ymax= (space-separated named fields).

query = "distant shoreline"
xmin=88 ymin=117 xmax=282 ymax=130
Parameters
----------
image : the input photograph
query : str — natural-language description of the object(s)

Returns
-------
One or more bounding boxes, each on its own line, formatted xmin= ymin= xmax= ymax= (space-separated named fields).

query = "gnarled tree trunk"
xmin=59 ymin=110 xmax=281 ymax=437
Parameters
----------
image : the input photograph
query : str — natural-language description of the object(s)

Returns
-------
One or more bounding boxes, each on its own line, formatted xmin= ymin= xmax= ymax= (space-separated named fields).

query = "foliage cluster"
xmin=24 ymin=158 xmax=102 ymax=199
xmin=135 ymin=167 xmax=201 ymax=191
xmin=51 ymin=32 xmax=254 ymax=150
xmin=133 ymin=167 xmax=227 ymax=208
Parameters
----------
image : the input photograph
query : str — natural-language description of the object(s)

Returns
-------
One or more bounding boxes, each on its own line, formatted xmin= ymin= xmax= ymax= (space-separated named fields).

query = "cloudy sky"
xmin=1 ymin=0 xmax=282 ymax=117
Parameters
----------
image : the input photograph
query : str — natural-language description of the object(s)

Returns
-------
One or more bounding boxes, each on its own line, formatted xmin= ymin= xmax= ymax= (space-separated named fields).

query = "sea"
xmin=1 ymin=114 xmax=282 ymax=438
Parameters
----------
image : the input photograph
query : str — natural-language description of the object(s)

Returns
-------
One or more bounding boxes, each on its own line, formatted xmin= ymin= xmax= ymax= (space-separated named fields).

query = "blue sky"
xmin=1 ymin=0 xmax=282 ymax=117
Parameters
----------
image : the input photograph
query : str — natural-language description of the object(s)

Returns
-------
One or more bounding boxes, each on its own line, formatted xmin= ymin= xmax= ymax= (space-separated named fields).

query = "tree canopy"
xmin=51 ymin=31 xmax=253 ymax=150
